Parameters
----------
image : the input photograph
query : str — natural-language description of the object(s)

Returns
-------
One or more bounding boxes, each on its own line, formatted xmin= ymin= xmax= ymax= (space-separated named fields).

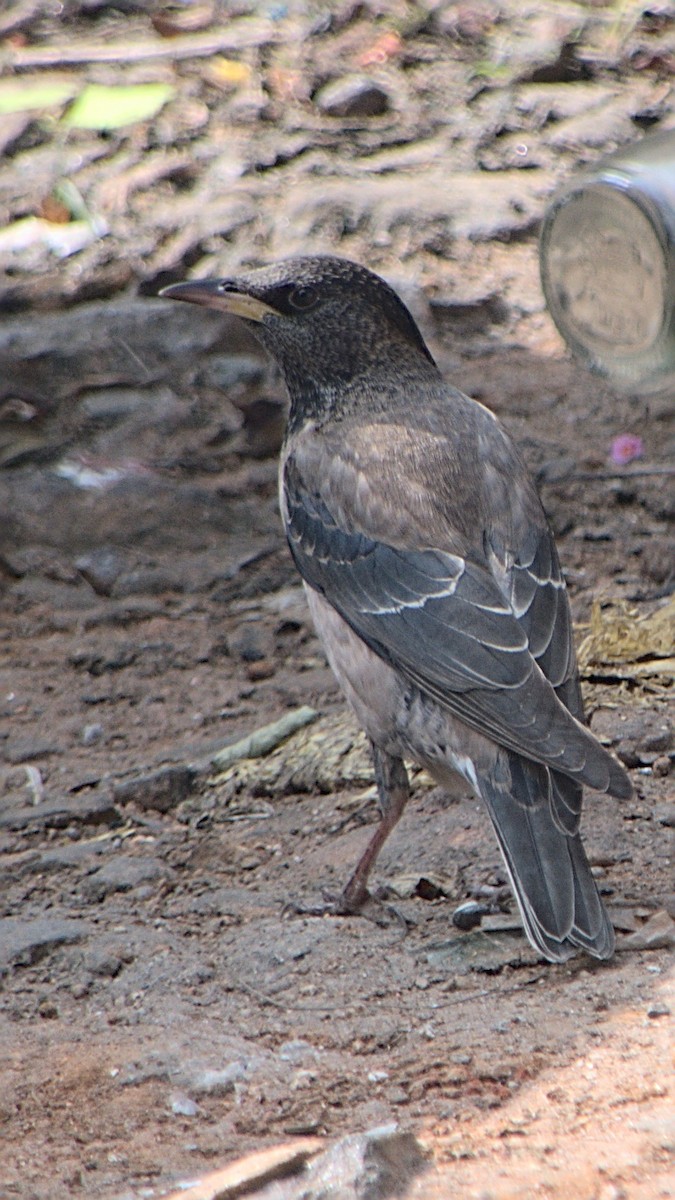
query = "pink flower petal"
xmin=610 ymin=434 xmax=644 ymax=466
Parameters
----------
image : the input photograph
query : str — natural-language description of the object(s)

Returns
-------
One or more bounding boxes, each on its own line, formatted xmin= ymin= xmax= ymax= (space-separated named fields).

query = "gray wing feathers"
xmin=478 ymin=754 xmax=615 ymax=961
xmin=285 ymin=472 xmax=631 ymax=799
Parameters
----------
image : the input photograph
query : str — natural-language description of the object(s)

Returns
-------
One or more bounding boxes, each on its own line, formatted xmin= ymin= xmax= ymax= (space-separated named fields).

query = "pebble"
xmin=82 ymin=723 xmax=104 ymax=746
xmin=315 ymin=75 xmax=391 ymax=118
xmin=227 ymin=621 xmax=274 ymax=663
xmin=655 ymin=802 xmax=675 ymax=826
xmin=170 ymin=1095 xmax=199 ymax=1118
xmin=76 ymin=548 xmax=128 ymax=597
xmin=84 ymin=945 xmax=130 ymax=977
xmin=590 ymin=710 xmax=672 ymax=768
xmin=278 ymin=1039 xmax=314 ymax=1063
xmin=37 ymin=997 xmax=59 ymax=1019
xmin=646 ymin=1003 xmax=671 ymax=1019
xmin=187 ymin=1061 xmax=247 ymax=1096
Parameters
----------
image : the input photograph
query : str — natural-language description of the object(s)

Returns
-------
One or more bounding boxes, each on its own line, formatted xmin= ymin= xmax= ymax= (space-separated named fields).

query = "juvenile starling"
xmin=161 ymin=256 xmax=631 ymax=963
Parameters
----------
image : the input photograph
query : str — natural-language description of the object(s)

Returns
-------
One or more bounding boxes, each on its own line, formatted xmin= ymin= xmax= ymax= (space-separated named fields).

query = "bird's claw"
xmin=283 ymin=887 xmax=413 ymax=931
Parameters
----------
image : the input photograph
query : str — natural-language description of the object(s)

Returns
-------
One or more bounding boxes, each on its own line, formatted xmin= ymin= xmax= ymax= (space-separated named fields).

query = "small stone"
xmin=246 ymin=659 xmax=276 ymax=681
xmin=170 ymin=1094 xmax=199 ymax=1117
xmin=188 ymin=1062 xmax=247 ymax=1096
xmin=76 ymin=547 xmax=128 ymax=596
xmin=315 ymin=75 xmax=391 ymax=118
xmin=84 ymin=946 xmax=127 ymax=977
xmin=619 ymin=909 xmax=675 ymax=951
xmin=82 ymin=723 xmax=104 ymax=746
xmin=452 ymin=900 xmax=489 ymax=931
xmin=591 ymin=710 xmax=672 ymax=768
xmin=37 ymin=997 xmax=59 ymax=1019
xmin=653 ymin=757 xmax=672 ymax=780
xmin=646 ymin=1003 xmax=671 ymax=1019
xmin=228 ymin=622 xmax=274 ymax=663
xmin=278 ymin=1040 xmax=314 ymax=1063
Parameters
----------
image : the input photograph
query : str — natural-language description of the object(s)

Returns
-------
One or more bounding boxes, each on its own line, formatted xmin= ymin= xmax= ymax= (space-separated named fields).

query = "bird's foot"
xmin=283 ymin=886 xmax=413 ymax=931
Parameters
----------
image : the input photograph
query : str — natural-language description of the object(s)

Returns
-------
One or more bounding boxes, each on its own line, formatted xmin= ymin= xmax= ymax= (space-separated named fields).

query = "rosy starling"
xmin=161 ymin=256 xmax=631 ymax=963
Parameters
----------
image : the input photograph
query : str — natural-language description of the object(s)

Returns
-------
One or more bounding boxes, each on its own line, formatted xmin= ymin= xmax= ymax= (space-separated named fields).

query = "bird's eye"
xmin=289 ymin=285 xmax=319 ymax=311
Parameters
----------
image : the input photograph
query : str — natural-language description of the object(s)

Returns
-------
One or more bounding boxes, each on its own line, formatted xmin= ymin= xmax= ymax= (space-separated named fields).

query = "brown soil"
xmin=0 ymin=3 xmax=673 ymax=1198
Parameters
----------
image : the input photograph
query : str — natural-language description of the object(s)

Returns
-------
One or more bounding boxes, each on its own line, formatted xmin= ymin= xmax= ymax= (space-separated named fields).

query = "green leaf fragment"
xmin=0 ymin=76 xmax=79 ymax=114
xmin=63 ymin=82 xmax=175 ymax=130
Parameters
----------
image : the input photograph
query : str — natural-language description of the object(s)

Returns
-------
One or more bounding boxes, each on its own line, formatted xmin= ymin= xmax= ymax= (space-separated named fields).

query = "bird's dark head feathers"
xmin=161 ymin=256 xmax=437 ymax=404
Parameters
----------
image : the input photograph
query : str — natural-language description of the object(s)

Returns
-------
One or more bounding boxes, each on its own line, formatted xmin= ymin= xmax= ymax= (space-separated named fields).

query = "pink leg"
xmin=338 ymin=746 xmax=410 ymax=912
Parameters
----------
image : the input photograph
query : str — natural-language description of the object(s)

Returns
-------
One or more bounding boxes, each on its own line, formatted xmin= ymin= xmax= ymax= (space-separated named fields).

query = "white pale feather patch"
xmin=447 ymin=753 xmax=479 ymax=793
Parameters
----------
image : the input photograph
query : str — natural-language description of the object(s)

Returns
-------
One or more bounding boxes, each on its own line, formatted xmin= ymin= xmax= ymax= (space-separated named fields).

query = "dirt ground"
xmin=0 ymin=2 xmax=673 ymax=1198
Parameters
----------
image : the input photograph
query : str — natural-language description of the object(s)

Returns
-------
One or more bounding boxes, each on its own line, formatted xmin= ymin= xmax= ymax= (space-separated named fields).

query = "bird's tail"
xmin=476 ymin=753 xmax=615 ymax=963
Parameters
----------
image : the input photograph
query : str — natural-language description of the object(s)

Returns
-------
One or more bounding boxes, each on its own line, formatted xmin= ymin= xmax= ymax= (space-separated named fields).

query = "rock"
xmin=591 ymin=709 xmax=673 ymax=768
xmin=655 ymin=802 xmax=675 ymax=826
xmin=84 ymin=944 xmax=131 ymax=977
xmin=0 ymin=298 xmax=253 ymax=409
xmin=2 ymin=735 xmax=62 ymax=764
xmin=291 ymin=1125 xmax=429 ymax=1198
xmin=227 ymin=621 xmax=275 ymax=663
xmin=76 ymin=547 xmax=130 ymax=596
xmin=68 ymin=641 xmax=138 ymax=675
xmin=37 ymin=998 xmax=59 ymax=1019
xmin=82 ymin=723 xmax=105 ymax=746
xmin=315 ymin=75 xmax=391 ymax=118
xmin=0 ymin=790 xmax=121 ymax=832
xmin=170 ymin=1095 xmax=200 ymax=1118
xmin=113 ymin=764 xmax=197 ymax=813
xmin=0 ymin=916 xmax=91 ymax=972
xmin=79 ymin=855 xmax=170 ymax=902
xmin=186 ymin=1062 xmax=248 ymax=1096
xmin=78 ymin=386 xmax=156 ymax=426
xmin=34 ymin=839 xmax=109 ymax=873
xmin=618 ymin=910 xmax=675 ymax=952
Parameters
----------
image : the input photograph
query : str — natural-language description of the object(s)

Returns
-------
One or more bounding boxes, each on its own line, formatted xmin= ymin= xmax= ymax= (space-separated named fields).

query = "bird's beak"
xmin=159 ymin=279 xmax=280 ymax=323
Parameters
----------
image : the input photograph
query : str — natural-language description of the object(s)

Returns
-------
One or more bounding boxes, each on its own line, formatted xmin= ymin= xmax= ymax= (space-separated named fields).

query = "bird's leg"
xmin=283 ymin=745 xmax=411 ymax=927
xmin=337 ymin=745 xmax=410 ymax=913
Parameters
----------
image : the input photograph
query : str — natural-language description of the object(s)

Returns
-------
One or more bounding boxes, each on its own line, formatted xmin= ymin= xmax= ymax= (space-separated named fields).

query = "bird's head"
xmin=160 ymin=255 xmax=437 ymax=412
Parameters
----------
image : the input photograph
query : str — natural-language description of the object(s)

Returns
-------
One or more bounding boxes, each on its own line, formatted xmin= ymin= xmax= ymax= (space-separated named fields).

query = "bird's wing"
xmin=283 ymin=461 xmax=628 ymax=798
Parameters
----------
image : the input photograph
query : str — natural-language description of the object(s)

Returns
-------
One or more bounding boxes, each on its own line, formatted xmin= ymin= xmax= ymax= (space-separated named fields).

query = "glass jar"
xmin=540 ymin=129 xmax=675 ymax=394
